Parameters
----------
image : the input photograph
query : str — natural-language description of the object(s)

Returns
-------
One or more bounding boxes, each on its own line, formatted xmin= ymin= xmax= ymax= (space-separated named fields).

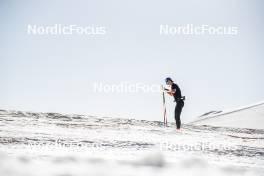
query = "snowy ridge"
xmin=189 ymin=101 xmax=264 ymax=129
xmin=0 ymin=108 xmax=264 ymax=176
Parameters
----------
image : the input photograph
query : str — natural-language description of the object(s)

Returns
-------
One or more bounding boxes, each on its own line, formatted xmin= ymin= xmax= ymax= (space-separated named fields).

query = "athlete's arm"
xmin=171 ymin=89 xmax=176 ymax=94
xmin=165 ymin=89 xmax=176 ymax=96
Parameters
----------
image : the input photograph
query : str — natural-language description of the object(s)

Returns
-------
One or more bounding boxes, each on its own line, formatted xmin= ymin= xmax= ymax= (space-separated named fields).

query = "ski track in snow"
xmin=0 ymin=109 xmax=264 ymax=176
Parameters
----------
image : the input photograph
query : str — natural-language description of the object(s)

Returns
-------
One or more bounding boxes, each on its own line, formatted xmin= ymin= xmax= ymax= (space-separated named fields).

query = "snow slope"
xmin=0 ymin=109 xmax=263 ymax=176
xmin=190 ymin=101 xmax=264 ymax=129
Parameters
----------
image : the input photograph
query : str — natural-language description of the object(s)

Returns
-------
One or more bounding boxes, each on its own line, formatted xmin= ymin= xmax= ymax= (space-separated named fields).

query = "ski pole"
xmin=161 ymin=85 xmax=168 ymax=126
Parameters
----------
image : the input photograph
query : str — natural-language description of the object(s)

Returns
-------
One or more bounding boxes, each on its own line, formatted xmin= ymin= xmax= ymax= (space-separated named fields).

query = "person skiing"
xmin=164 ymin=77 xmax=184 ymax=130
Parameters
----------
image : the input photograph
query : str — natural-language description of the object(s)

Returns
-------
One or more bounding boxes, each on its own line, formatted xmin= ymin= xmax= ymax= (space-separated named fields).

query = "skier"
xmin=164 ymin=77 xmax=185 ymax=130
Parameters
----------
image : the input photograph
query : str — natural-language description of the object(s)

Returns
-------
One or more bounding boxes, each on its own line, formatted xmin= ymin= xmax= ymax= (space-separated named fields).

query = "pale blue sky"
xmin=0 ymin=0 xmax=263 ymax=122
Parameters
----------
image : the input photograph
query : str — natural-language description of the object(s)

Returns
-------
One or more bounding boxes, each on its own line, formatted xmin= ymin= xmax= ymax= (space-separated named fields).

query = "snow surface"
xmin=0 ymin=109 xmax=264 ymax=176
xmin=190 ymin=101 xmax=264 ymax=129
